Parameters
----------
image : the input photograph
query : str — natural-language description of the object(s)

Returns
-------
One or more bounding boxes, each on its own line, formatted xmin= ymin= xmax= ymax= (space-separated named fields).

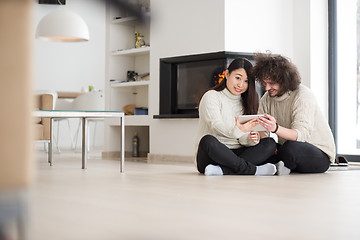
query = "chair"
xmin=71 ymin=91 xmax=104 ymax=152
xmin=34 ymin=91 xmax=57 ymax=151
xmin=53 ymin=99 xmax=76 ymax=152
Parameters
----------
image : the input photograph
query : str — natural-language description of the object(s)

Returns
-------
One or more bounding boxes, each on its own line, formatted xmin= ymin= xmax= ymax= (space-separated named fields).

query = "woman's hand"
xmin=235 ymin=117 xmax=259 ymax=133
xmin=248 ymin=131 xmax=259 ymax=143
xmin=258 ymin=114 xmax=277 ymax=133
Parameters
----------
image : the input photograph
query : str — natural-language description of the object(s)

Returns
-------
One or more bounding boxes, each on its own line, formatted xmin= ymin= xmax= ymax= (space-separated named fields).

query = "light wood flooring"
xmin=31 ymin=150 xmax=360 ymax=240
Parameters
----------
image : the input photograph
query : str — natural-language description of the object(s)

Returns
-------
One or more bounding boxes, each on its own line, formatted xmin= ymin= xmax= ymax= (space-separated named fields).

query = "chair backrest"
xmin=71 ymin=91 xmax=104 ymax=111
xmin=55 ymin=99 xmax=73 ymax=110
xmin=34 ymin=90 xmax=58 ymax=110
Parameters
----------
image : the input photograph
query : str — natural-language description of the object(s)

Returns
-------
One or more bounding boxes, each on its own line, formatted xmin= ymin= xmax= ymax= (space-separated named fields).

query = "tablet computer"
xmin=237 ymin=114 xmax=267 ymax=132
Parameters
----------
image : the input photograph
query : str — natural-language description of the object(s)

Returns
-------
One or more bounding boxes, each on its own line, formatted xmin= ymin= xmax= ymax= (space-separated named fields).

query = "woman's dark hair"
xmin=211 ymin=57 xmax=258 ymax=115
xmin=252 ymin=52 xmax=301 ymax=95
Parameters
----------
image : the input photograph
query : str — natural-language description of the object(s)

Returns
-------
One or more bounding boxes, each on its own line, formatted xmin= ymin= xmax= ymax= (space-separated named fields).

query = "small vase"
xmin=135 ymin=35 xmax=145 ymax=48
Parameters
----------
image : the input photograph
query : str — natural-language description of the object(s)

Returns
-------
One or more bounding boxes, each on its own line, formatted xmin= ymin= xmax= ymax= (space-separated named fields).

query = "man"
xmin=252 ymin=53 xmax=336 ymax=174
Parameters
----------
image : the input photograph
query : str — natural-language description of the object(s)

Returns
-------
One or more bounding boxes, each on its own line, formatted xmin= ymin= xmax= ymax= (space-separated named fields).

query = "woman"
xmin=196 ymin=58 xmax=277 ymax=176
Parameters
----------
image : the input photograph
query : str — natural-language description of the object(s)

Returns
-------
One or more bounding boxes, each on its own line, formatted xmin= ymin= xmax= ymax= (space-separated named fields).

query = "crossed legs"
xmin=196 ymin=135 xmax=277 ymax=175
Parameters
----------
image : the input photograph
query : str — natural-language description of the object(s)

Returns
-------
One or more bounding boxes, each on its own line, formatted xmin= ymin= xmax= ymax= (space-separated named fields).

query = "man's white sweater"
xmin=258 ymin=84 xmax=336 ymax=163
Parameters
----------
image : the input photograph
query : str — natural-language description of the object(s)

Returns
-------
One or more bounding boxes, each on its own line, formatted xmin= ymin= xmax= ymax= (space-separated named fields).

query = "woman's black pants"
xmin=196 ymin=135 xmax=277 ymax=175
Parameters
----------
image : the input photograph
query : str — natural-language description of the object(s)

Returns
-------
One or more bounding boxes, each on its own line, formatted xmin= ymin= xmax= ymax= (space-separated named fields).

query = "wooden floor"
xmin=31 ymin=151 xmax=360 ymax=240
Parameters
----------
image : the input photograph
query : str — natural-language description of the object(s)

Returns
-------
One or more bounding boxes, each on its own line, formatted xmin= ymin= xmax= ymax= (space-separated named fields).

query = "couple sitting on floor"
xmin=195 ymin=53 xmax=335 ymax=176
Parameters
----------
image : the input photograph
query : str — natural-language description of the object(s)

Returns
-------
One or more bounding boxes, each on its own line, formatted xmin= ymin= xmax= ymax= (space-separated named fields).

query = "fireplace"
xmin=154 ymin=51 xmax=255 ymax=119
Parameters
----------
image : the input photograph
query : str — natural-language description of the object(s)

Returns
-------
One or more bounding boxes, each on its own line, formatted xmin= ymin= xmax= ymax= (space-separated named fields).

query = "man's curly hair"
xmin=252 ymin=52 xmax=301 ymax=95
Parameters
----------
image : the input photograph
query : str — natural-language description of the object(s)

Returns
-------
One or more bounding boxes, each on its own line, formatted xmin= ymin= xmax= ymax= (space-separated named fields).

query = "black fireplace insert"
xmin=154 ymin=51 xmax=255 ymax=119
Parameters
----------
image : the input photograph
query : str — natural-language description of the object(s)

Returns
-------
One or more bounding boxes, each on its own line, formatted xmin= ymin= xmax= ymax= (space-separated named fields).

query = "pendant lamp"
xmin=36 ymin=10 xmax=89 ymax=42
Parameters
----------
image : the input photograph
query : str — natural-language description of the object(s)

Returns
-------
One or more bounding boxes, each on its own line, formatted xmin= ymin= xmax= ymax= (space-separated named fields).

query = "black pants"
xmin=196 ymin=135 xmax=277 ymax=175
xmin=268 ymin=140 xmax=330 ymax=173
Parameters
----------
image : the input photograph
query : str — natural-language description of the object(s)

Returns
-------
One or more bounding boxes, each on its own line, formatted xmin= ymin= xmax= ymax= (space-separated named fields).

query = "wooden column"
xmin=0 ymin=0 xmax=33 ymax=189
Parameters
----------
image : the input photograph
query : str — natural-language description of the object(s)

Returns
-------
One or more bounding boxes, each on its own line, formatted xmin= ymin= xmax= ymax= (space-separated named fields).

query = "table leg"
xmin=120 ymin=115 xmax=125 ymax=172
xmin=49 ymin=118 xmax=53 ymax=166
xmin=82 ymin=118 xmax=87 ymax=169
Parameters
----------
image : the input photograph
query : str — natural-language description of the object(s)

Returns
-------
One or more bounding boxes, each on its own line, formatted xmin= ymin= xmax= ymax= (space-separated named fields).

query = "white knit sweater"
xmin=258 ymin=85 xmax=336 ymax=163
xmin=196 ymin=88 xmax=257 ymax=150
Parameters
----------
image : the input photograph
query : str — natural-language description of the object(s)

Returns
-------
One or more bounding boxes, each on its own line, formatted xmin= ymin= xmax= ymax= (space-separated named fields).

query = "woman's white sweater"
xmin=196 ymin=88 xmax=256 ymax=150
xmin=258 ymin=85 xmax=336 ymax=163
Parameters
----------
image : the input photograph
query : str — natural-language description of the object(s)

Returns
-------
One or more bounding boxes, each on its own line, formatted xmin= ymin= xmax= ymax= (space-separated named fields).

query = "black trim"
xmin=39 ymin=0 xmax=66 ymax=4
xmin=159 ymin=51 xmax=254 ymax=63
xmin=153 ymin=114 xmax=199 ymax=119
xmin=338 ymin=155 xmax=360 ymax=163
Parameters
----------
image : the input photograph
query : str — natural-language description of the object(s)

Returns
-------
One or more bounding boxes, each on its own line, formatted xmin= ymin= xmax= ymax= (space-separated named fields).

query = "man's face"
xmin=262 ymin=78 xmax=281 ymax=97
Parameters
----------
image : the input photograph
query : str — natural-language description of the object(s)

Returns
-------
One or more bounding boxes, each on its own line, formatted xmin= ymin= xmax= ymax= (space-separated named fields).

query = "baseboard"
xmin=101 ymin=151 xmax=148 ymax=159
xmin=147 ymin=153 xmax=194 ymax=164
xmin=102 ymin=151 xmax=194 ymax=164
xmin=102 ymin=151 xmax=120 ymax=158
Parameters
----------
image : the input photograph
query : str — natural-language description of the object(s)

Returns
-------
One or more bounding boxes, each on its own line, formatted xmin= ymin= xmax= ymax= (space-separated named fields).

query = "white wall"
xmin=33 ymin=0 xmax=106 ymax=150
xmin=149 ymin=0 xmax=330 ymax=158
xmin=224 ymin=0 xmax=294 ymax=56
xmin=149 ymin=0 xmax=225 ymax=157
xmin=33 ymin=0 xmax=106 ymax=92
xmin=32 ymin=0 xmax=330 ymax=157
xmin=225 ymin=0 xmax=328 ymax=117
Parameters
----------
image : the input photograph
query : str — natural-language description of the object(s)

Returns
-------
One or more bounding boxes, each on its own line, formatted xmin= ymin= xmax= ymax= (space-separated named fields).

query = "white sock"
xmin=275 ymin=161 xmax=291 ymax=175
xmin=255 ymin=163 xmax=276 ymax=176
xmin=204 ymin=164 xmax=223 ymax=176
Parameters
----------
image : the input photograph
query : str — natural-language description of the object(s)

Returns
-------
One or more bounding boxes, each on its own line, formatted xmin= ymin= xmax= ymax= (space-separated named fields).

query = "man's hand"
xmin=235 ymin=116 xmax=259 ymax=133
xmin=258 ymin=113 xmax=277 ymax=133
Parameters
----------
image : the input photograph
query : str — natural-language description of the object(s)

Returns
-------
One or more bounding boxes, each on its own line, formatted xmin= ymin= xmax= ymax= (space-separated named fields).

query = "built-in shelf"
xmin=108 ymin=115 xmax=150 ymax=126
xmin=111 ymin=46 xmax=150 ymax=56
xmin=106 ymin=2 xmax=151 ymax=156
xmin=110 ymin=80 xmax=150 ymax=88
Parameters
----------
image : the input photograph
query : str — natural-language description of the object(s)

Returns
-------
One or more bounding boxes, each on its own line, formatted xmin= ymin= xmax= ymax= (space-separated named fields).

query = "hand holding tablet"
xmin=236 ymin=114 xmax=267 ymax=132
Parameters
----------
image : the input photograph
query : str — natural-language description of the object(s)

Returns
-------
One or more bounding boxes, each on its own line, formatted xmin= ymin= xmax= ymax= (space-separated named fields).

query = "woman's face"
xmin=225 ymin=68 xmax=249 ymax=95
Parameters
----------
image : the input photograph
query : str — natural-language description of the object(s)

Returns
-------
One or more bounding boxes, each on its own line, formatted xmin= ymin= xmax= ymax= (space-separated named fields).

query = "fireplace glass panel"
xmin=176 ymin=59 xmax=227 ymax=112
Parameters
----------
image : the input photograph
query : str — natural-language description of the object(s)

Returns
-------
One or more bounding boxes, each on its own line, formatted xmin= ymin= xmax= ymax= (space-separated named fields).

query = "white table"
xmin=34 ymin=110 xmax=125 ymax=172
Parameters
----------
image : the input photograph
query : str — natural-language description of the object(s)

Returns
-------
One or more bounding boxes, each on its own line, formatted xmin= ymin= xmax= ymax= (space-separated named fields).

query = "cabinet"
xmin=105 ymin=0 xmax=150 ymax=157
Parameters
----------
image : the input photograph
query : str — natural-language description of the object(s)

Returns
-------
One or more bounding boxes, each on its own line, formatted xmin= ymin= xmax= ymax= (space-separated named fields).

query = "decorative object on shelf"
xmin=135 ymin=35 xmax=146 ymax=48
xmin=134 ymin=107 xmax=148 ymax=115
xmin=36 ymin=10 xmax=89 ymax=42
xmin=138 ymin=72 xmax=150 ymax=81
xmin=132 ymin=132 xmax=139 ymax=157
xmin=134 ymin=31 xmax=138 ymax=47
xmin=127 ymin=71 xmax=138 ymax=81
xmin=123 ymin=104 xmax=136 ymax=115
xmin=135 ymin=31 xmax=146 ymax=48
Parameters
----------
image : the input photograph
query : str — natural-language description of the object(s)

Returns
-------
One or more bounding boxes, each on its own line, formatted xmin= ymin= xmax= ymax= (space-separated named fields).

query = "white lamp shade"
xmin=36 ymin=10 xmax=89 ymax=42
